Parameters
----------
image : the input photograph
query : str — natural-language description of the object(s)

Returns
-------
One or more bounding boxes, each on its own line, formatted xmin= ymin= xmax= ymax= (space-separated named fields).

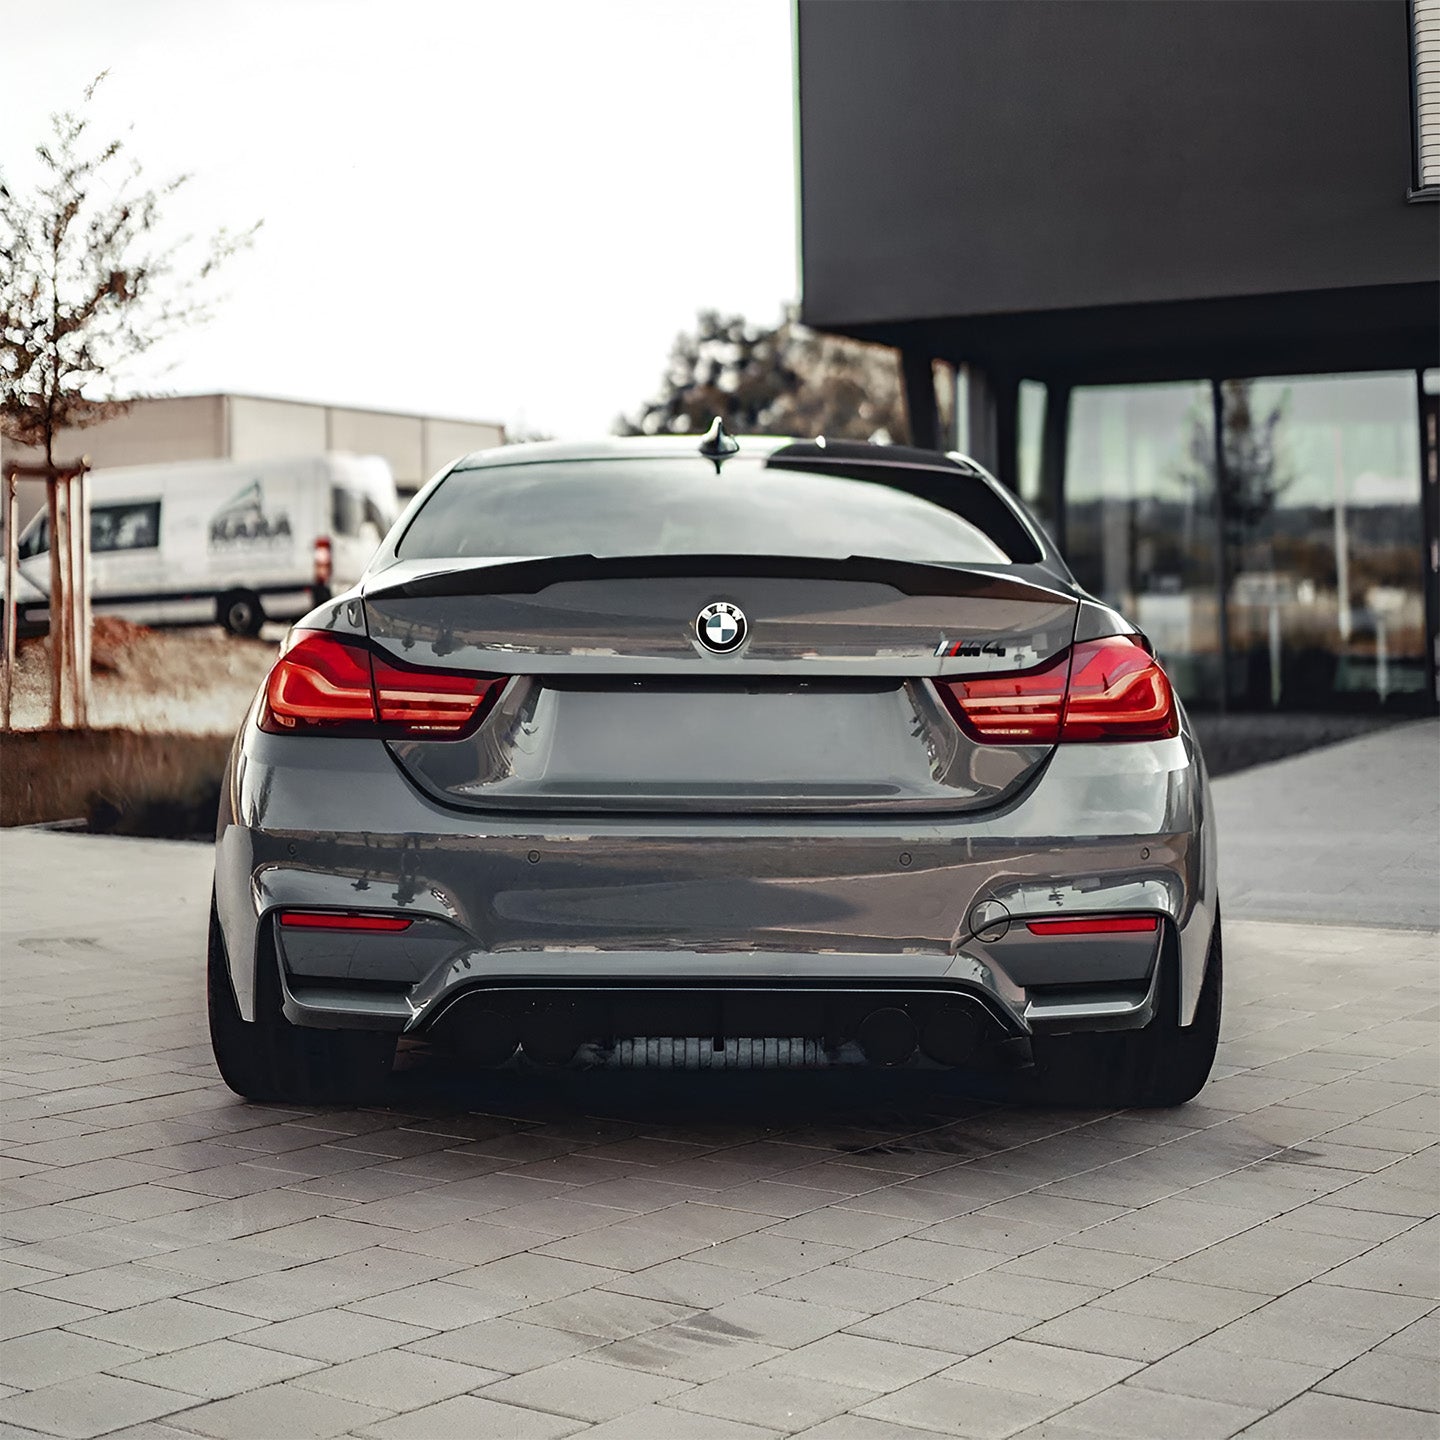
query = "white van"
xmin=9 ymin=453 xmax=400 ymax=635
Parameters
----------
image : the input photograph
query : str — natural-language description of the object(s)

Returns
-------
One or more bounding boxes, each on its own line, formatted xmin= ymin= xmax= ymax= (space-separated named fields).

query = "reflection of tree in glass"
xmin=1175 ymin=380 xmax=1294 ymax=584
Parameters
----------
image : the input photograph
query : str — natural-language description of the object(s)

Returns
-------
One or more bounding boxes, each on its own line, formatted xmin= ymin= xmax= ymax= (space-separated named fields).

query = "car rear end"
xmin=211 ymin=439 xmax=1218 ymax=1100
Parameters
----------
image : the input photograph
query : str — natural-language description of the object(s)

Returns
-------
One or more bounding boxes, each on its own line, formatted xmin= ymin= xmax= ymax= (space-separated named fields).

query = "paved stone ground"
xmin=1212 ymin=718 xmax=1439 ymax=930
xmin=1 ymin=731 xmax=1437 ymax=1439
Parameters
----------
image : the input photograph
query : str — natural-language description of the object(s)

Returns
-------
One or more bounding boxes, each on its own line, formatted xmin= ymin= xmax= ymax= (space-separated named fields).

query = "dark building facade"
xmin=797 ymin=0 xmax=1440 ymax=712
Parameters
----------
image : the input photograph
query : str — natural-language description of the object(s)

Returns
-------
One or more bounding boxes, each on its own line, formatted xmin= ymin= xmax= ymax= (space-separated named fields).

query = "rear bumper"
xmin=215 ymin=718 xmax=1217 ymax=1037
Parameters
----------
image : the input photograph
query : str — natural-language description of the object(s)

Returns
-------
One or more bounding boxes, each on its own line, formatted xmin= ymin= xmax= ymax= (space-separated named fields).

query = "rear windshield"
xmin=397 ymin=459 xmax=1019 ymax=565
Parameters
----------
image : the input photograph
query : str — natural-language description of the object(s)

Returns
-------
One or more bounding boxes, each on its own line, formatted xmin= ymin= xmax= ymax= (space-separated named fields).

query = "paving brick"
xmin=1129 ymin=1344 xmax=1327 ymax=1409
xmin=356 ymin=1394 xmax=584 ymax=1438
xmin=0 ymin=1330 xmax=145 ymax=1390
xmin=478 ymin=1355 xmax=692 ymax=1421
xmin=346 ymin=1278 xmax=522 ymax=1329
xmin=1237 ymin=1391 xmax=1440 ymax=1437
xmin=855 ymin=1375 xmax=1063 ymax=1438
xmin=110 ymin=1338 xmax=323 ymax=1399
xmin=928 ymin=1271 xmax=1101 ymax=1321
xmin=588 ymin=1324 xmax=779 ymax=1383
xmin=67 ymin=1297 xmax=266 ymax=1352
xmin=1022 ymin=1304 xmax=1217 ymax=1362
xmin=0 ymin=1290 xmax=98 ymax=1340
xmin=1091 ymin=1276 xmax=1267 ymax=1327
xmin=670 ymin=1365 xmax=871 ymax=1430
xmin=191 ymin=1247 xmax=461 ymax=1321
xmin=0 ymin=1373 xmax=197 ymax=1439
xmin=1316 ymin=1349 xmax=1440 ymax=1411
xmin=843 ymin=1238 xmax=1003 ymax=1284
xmin=849 ymin=1298 xmax=1029 ymax=1356
xmin=292 ymin=1348 xmax=500 ymax=1409
xmin=681 ymin=1232 xmax=854 ymax=1277
xmin=678 ymin=1293 xmax=863 ymax=1349
xmin=582 ymin=1405 xmax=778 ymax=1438
xmin=603 ymin=1256 xmax=771 ymax=1309
xmin=941 ymin=1338 xmax=1140 ymax=1401
xmin=23 ymin=1263 xmax=193 ymax=1312
xmin=515 ymin=1289 xmax=694 ymax=1340
xmin=163 ymin=1379 xmax=386 ymax=1438
xmin=1059 ymin=1383 xmax=1262 ymax=1436
xmin=404 ymin=1316 xmax=604 ymax=1372
xmin=763 ymin=1264 xmax=936 ymax=1316
xmin=791 ymin=1418 xmax=951 ymax=1440
xmin=768 ymin=1332 xmax=954 ymax=1392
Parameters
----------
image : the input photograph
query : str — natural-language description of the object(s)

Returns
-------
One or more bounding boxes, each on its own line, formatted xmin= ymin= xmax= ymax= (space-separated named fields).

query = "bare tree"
xmin=0 ymin=74 xmax=259 ymax=466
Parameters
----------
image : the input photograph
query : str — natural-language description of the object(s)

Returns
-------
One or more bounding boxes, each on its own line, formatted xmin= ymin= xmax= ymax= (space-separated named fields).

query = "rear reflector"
xmin=260 ymin=629 xmax=504 ymax=737
xmin=1026 ymin=916 xmax=1159 ymax=936
xmin=933 ymin=634 xmax=1178 ymax=745
xmin=279 ymin=911 xmax=413 ymax=932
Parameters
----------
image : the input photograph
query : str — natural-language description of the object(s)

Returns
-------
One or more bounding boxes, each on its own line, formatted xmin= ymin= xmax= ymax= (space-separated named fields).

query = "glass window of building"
xmin=1064 ymin=382 xmax=1219 ymax=705
xmin=1221 ymin=373 xmax=1424 ymax=710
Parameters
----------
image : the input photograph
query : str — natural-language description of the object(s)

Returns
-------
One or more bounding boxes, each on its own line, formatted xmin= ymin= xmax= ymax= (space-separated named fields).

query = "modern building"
xmin=2 ymin=393 xmax=505 ymax=529
xmin=796 ymin=0 xmax=1440 ymax=712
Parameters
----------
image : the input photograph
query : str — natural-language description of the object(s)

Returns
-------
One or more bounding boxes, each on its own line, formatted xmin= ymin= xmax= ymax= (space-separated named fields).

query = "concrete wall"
xmin=798 ymin=0 xmax=1437 ymax=329
xmin=1 ymin=395 xmax=227 ymax=475
xmin=226 ymin=396 xmax=326 ymax=460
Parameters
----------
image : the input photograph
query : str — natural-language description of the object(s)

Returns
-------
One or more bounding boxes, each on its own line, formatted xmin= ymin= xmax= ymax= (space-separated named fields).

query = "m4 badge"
xmin=935 ymin=638 xmax=1008 ymax=658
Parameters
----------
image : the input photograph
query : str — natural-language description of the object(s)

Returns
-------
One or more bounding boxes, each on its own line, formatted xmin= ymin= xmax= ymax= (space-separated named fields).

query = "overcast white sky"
xmin=1 ymin=0 xmax=797 ymax=438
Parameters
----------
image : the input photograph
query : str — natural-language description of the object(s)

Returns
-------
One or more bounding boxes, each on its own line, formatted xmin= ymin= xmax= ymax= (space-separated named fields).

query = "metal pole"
xmin=76 ymin=462 xmax=92 ymax=727
xmin=66 ymin=471 xmax=85 ymax=727
xmin=1210 ymin=379 xmax=1231 ymax=716
xmin=1 ymin=469 xmax=17 ymax=731
xmin=56 ymin=474 xmax=75 ymax=728
xmin=45 ymin=475 xmax=62 ymax=728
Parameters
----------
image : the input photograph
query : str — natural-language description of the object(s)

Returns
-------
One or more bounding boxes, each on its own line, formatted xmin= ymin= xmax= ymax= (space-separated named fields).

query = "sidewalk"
xmin=1211 ymin=718 xmax=1439 ymax=930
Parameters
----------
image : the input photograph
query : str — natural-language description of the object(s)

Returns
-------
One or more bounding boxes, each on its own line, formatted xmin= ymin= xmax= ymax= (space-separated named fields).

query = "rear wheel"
xmin=1029 ymin=915 xmax=1222 ymax=1109
xmin=207 ymin=896 xmax=395 ymax=1104
xmin=218 ymin=590 xmax=264 ymax=637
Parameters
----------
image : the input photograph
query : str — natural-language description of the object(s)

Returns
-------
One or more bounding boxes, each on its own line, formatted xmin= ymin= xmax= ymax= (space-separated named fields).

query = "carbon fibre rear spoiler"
xmin=362 ymin=552 xmax=1076 ymax=606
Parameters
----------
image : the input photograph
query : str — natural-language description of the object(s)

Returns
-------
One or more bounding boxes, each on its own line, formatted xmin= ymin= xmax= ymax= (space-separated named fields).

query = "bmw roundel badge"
xmin=695 ymin=601 xmax=747 ymax=654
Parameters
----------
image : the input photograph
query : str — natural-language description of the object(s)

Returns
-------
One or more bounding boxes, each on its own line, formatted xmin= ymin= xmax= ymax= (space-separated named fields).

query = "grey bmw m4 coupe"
xmin=209 ymin=427 xmax=1221 ymax=1108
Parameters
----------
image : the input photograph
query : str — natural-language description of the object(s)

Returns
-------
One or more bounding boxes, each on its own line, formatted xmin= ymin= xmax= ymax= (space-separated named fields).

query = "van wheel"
xmin=207 ymin=894 xmax=395 ymax=1104
xmin=218 ymin=590 xmax=264 ymax=637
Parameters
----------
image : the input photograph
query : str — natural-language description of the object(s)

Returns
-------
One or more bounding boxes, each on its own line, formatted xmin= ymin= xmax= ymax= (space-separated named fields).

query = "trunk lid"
xmin=361 ymin=554 xmax=1079 ymax=815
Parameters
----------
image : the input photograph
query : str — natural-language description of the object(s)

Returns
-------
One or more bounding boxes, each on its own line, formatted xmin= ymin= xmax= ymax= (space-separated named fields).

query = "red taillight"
xmin=1026 ymin=916 xmax=1159 ymax=936
xmin=373 ymin=655 xmax=498 ymax=733
xmin=933 ymin=652 xmax=1068 ymax=743
xmin=313 ymin=536 xmax=333 ymax=585
xmin=933 ymin=635 xmax=1177 ymax=745
xmin=262 ymin=630 xmax=375 ymax=729
xmin=1061 ymin=636 xmax=1178 ymax=741
xmin=279 ymin=910 xmax=412 ymax=932
xmin=259 ymin=629 xmax=504 ymax=737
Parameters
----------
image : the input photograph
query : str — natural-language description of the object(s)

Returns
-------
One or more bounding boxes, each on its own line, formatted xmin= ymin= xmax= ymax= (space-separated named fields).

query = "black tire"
xmin=218 ymin=590 xmax=265 ymax=637
xmin=208 ymin=895 xmax=395 ymax=1104
xmin=1027 ymin=915 xmax=1223 ymax=1109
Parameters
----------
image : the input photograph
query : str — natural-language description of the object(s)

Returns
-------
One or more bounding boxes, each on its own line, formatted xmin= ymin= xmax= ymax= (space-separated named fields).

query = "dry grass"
xmin=0 ymin=728 xmax=234 ymax=833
